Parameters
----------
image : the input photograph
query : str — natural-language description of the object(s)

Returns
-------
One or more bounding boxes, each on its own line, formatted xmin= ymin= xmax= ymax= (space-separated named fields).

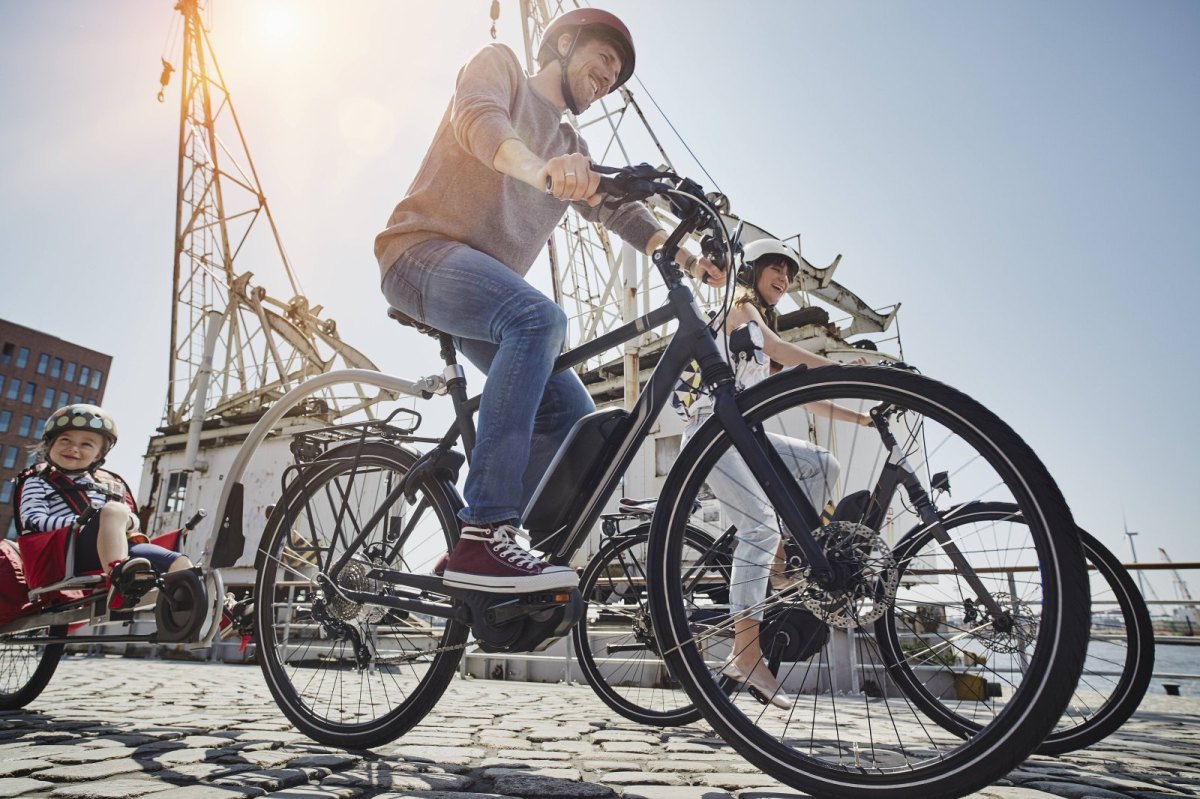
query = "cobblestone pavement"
xmin=1 ymin=655 xmax=1197 ymax=799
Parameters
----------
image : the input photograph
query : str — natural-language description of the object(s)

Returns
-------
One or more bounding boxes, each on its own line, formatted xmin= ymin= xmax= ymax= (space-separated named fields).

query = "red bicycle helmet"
xmin=541 ymin=8 xmax=636 ymax=112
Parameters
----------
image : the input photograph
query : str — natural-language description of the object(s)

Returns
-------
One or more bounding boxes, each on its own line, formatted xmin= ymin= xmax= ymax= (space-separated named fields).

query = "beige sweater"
xmin=374 ymin=44 xmax=660 ymax=280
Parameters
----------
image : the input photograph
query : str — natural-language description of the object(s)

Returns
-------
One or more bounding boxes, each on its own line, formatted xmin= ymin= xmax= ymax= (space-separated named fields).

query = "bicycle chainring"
xmin=464 ymin=589 xmax=584 ymax=653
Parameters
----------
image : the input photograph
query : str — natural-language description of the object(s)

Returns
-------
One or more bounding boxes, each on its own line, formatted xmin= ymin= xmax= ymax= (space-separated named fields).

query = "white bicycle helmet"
xmin=740 ymin=239 xmax=800 ymax=283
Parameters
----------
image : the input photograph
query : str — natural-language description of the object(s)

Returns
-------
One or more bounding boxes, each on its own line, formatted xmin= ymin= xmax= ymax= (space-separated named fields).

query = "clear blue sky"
xmin=1 ymin=1 xmax=1196 ymax=599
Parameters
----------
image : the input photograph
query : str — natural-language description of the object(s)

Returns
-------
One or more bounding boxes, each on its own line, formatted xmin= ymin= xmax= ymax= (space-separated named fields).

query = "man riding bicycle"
xmin=374 ymin=9 xmax=722 ymax=593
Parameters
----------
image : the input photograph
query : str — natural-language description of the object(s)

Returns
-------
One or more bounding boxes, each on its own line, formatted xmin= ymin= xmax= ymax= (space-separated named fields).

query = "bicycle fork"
xmin=868 ymin=405 xmax=1012 ymax=623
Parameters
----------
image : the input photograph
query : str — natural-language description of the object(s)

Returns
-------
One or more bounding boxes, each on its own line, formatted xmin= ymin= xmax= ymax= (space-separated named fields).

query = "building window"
xmin=91 ymin=369 xmax=102 ymax=390
xmin=57 ymin=391 xmax=69 ymax=408
xmin=0 ymin=481 xmax=11 ymax=504
xmin=18 ymin=416 xmax=32 ymax=437
xmin=0 ymin=411 xmax=10 ymax=433
xmin=0 ymin=375 xmax=4 ymax=396
xmin=2 ymin=447 xmax=17 ymax=469
xmin=5 ymin=379 xmax=20 ymax=401
xmin=35 ymin=353 xmax=49 ymax=374
xmin=85 ymin=397 xmax=95 ymax=405
xmin=654 ymin=434 xmax=682 ymax=477
xmin=73 ymin=395 xmax=82 ymax=404
xmin=64 ymin=362 xmax=76 ymax=382
xmin=15 ymin=347 xmax=29 ymax=369
xmin=161 ymin=471 xmax=190 ymax=515
xmin=50 ymin=357 xmax=62 ymax=378
xmin=41 ymin=387 xmax=55 ymax=409
xmin=21 ymin=383 xmax=36 ymax=404
xmin=79 ymin=366 xmax=90 ymax=386
xmin=0 ymin=343 xmax=12 ymax=365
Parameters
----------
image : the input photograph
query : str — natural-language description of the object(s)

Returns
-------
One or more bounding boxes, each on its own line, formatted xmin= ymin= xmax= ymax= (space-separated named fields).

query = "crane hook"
xmin=157 ymin=57 xmax=175 ymax=103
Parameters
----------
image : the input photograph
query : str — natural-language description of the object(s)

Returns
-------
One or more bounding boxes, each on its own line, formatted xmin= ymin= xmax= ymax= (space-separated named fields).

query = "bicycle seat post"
xmin=438 ymin=332 xmax=477 ymax=458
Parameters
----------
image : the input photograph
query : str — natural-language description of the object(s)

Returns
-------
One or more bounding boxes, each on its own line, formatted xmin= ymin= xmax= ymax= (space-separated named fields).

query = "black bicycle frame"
xmin=314 ymin=267 xmax=842 ymax=622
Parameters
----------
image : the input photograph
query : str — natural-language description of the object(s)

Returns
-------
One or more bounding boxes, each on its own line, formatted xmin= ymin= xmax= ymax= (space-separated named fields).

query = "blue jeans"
xmin=382 ymin=239 xmax=595 ymax=526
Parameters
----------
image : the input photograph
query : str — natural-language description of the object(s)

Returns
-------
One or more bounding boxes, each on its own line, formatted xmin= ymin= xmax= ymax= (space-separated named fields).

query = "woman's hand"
xmin=694 ymin=255 xmax=727 ymax=287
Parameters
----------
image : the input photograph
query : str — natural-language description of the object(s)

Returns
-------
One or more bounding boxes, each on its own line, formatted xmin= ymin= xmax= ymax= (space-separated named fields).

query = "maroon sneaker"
xmin=441 ymin=523 xmax=577 ymax=593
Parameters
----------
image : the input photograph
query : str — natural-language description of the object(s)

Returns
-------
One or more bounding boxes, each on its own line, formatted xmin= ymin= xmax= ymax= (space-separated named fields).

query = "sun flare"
xmin=259 ymin=3 xmax=296 ymax=44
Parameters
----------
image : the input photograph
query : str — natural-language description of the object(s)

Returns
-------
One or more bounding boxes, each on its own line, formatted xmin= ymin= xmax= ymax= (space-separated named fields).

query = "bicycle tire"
xmin=255 ymin=440 xmax=468 ymax=749
xmin=573 ymin=523 xmax=728 ymax=726
xmin=1048 ymin=529 xmax=1154 ymax=753
xmin=878 ymin=502 xmax=1154 ymax=755
xmin=647 ymin=365 xmax=1090 ymax=799
xmin=0 ymin=623 xmax=67 ymax=710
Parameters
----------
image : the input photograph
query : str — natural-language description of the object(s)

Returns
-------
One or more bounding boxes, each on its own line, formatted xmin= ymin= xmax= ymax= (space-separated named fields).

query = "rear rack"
xmin=289 ymin=408 xmax=424 ymax=463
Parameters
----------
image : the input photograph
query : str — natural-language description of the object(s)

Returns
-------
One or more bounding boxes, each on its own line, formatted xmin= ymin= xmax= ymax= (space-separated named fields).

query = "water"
xmin=1145 ymin=637 xmax=1200 ymax=697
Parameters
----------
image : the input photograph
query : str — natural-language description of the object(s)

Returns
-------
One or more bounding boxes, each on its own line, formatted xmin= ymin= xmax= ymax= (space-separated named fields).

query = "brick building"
xmin=0 ymin=319 xmax=111 ymax=538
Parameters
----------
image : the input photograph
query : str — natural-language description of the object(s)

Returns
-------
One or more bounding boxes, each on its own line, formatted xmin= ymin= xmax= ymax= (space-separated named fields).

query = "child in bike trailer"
xmin=675 ymin=239 xmax=871 ymax=707
xmin=15 ymin=404 xmax=192 ymax=612
xmin=375 ymin=8 xmax=723 ymax=595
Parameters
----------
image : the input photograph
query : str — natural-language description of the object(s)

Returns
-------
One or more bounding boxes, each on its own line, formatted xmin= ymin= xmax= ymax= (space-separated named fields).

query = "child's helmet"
xmin=43 ymin=404 xmax=119 ymax=455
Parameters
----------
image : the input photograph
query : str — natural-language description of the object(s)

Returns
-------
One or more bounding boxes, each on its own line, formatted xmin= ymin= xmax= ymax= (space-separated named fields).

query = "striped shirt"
xmin=17 ymin=469 xmax=139 ymax=534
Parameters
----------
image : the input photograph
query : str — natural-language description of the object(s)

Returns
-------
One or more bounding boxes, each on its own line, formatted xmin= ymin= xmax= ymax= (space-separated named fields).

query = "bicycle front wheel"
xmin=647 ymin=365 xmax=1090 ymax=799
xmin=0 ymin=623 xmax=66 ymax=710
xmin=573 ymin=523 xmax=729 ymax=726
xmin=255 ymin=441 xmax=467 ymax=749
xmin=878 ymin=502 xmax=1154 ymax=755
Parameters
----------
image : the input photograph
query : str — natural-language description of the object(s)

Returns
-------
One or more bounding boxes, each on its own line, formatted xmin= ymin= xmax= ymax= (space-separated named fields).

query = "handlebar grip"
xmin=544 ymin=173 xmax=623 ymax=198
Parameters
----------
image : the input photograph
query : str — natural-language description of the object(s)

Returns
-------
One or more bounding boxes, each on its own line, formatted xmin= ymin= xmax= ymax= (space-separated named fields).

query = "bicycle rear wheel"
xmin=878 ymin=503 xmax=1154 ymax=755
xmin=647 ymin=365 xmax=1090 ymax=799
xmin=255 ymin=441 xmax=467 ymax=749
xmin=572 ymin=523 xmax=729 ymax=726
xmin=0 ymin=623 xmax=66 ymax=710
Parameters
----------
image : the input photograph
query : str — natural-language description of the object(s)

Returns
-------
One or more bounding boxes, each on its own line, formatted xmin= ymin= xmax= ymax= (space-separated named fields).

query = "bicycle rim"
xmin=255 ymin=441 xmax=468 ymax=748
xmin=883 ymin=505 xmax=1155 ymax=754
xmin=647 ymin=365 xmax=1089 ymax=799
xmin=573 ymin=524 xmax=727 ymax=725
xmin=0 ymin=624 xmax=66 ymax=710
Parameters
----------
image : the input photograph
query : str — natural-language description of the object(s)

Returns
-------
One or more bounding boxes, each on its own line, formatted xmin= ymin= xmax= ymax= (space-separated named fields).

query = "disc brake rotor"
xmin=799 ymin=521 xmax=899 ymax=628
xmin=973 ymin=592 xmax=1038 ymax=654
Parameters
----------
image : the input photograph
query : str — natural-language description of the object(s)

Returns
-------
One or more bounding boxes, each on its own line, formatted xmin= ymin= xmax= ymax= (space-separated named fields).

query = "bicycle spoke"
xmin=256 ymin=442 xmax=466 ymax=748
xmin=648 ymin=366 xmax=1089 ymax=797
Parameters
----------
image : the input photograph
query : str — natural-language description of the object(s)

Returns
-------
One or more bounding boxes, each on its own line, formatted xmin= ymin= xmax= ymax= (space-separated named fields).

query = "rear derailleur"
xmin=310 ymin=597 xmax=372 ymax=670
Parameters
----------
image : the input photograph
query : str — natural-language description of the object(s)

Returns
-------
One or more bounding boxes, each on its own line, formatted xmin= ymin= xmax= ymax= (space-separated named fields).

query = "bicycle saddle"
xmin=386 ymin=306 xmax=444 ymax=339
